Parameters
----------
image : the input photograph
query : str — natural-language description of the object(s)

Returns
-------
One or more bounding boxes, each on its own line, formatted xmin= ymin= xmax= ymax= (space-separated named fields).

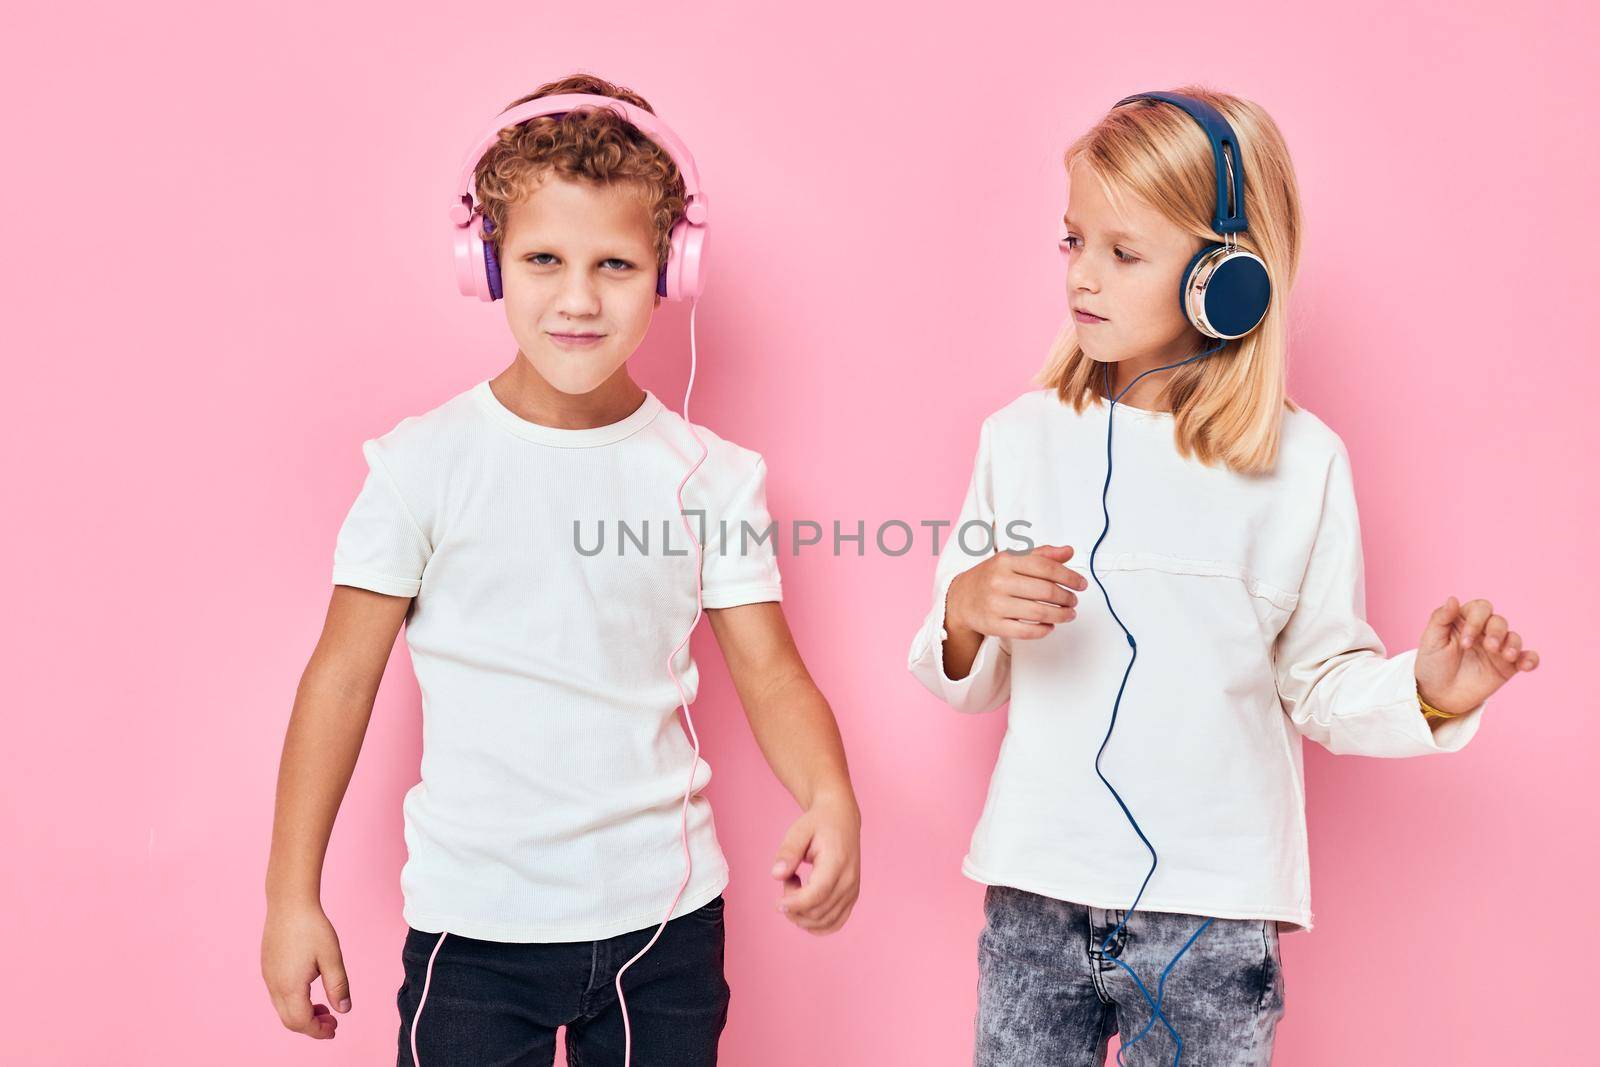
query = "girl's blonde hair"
xmin=1036 ymin=86 xmax=1304 ymax=475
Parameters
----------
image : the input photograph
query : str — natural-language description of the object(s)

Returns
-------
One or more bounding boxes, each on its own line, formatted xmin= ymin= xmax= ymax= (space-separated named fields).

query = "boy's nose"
xmin=556 ymin=276 xmax=602 ymax=316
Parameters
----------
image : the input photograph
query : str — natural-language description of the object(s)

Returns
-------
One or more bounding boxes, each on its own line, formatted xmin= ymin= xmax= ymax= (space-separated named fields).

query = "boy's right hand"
xmin=946 ymin=543 xmax=1088 ymax=641
xmin=261 ymin=900 xmax=351 ymax=1040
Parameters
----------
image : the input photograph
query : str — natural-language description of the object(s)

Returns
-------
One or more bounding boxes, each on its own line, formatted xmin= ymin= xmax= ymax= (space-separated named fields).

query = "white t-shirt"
xmin=907 ymin=389 xmax=1487 ymax=932
xmin=332 ymin=380 xmax=782 ymax=942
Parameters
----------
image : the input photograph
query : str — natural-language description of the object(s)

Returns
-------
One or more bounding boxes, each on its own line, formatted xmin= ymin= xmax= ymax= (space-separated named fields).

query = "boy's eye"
xmin=521 ymin=254 xmax=637 ymax=271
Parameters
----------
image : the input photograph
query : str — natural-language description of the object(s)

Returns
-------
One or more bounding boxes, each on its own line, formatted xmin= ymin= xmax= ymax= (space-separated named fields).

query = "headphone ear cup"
xmin=1181 ymin=243 xmax=1271 ymax=339
xmin=481 ymin=217 xmax=504 ymax=302
xmin=660 ymin=219 xmax=706 ymax=301
xmin=453 ymin=214 xmax=500 ymax=302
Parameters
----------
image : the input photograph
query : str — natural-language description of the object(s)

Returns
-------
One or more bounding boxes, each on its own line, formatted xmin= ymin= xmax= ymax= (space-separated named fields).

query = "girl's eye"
xmin=1060 ymin=235 xmax=1138 ymax=263
xmin=526 ymin=253 xmax=557 ymax=266
xmin=600 ymin=258 xmax=634 ymax=271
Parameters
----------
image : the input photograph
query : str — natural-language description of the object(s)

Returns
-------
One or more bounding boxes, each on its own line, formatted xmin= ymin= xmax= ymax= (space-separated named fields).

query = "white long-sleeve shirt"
xmin=907 ymin=389 xmax=1486 ymax=931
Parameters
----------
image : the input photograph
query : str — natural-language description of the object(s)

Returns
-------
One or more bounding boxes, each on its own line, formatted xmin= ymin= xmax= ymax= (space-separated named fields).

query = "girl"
xmin=906 ymin=87 xmax=1539 ymax=1066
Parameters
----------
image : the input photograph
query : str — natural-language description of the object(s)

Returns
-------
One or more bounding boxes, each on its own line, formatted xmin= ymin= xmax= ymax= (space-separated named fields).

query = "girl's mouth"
xmin=1073 ymin=309 xmax=1107 ymax=324
xmin=547 ymin=332 xmax=607 ymax=349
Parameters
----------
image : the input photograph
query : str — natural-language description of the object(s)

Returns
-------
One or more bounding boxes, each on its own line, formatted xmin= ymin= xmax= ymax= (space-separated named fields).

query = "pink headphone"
xmin=449 ymin=93 xmax=709 ymax=303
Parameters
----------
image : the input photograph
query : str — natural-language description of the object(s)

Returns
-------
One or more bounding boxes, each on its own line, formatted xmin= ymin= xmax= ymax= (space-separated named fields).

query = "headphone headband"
xmin=448 ymin=93 xmax=706 ymax=228
xmin=1113 ymin=91 xmax=1248 ymax=235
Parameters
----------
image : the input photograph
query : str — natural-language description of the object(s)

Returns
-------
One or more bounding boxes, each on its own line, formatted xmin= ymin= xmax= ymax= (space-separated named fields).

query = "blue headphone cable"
xmin=1086 ymin=341 xmax=1225 ymax=1065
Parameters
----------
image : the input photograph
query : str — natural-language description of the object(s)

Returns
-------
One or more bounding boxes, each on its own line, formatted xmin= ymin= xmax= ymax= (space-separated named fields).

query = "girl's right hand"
xmin=946 ymin=543 xmax=1089 ymax=641
xmin=261 ymin=899 xmax=351 ymax=1040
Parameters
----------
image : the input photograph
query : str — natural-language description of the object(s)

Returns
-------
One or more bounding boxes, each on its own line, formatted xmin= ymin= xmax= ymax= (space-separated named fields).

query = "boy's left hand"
xmin=770 ymin=790 xmax=861 ymax=935
xmin=1415 ymin=595 xmax=1540 ymax=715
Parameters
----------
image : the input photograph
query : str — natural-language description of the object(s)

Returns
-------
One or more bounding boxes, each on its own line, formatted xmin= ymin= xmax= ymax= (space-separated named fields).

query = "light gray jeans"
xmin=975 ymin=884 xmax=1285 ymax=1066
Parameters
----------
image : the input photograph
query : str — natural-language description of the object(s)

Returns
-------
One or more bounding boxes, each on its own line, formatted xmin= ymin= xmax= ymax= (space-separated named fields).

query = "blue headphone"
xmin=1082 ymin=92 xmax=1272 ymax=1065
xmin=1112 ymin=91 xmax=1273 ymax=340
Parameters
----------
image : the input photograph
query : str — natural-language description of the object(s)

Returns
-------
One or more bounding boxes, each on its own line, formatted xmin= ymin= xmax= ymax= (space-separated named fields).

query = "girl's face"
xmin=497 ymin=175 xmax=661 ymax=397
xmin=1062 ymin=158 xmax=1207 ymax=375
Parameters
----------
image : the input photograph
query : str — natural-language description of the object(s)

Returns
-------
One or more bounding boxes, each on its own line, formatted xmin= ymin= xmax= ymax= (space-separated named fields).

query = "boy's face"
xmin=1062 ymin=158 xmax=1206 ymax=369
xmin=497 ymin=175 xmax=661 ymax=396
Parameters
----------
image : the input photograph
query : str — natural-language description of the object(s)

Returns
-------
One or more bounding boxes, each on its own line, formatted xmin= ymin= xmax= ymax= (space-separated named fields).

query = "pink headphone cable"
xmin=410 ymin=299 xmax=710 ymax=1067
xmin=409 ymin=930 xmax=446 ymax=1067
xmin=615 ymin=296 xmax=709 ymax=1066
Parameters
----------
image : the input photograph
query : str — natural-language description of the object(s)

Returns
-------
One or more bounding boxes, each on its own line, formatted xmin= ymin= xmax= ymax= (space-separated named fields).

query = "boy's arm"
xmin=261 ymin=585 xmax=410 ymax=1039
xmin=705 ymin=601 xmax=860 ymax=935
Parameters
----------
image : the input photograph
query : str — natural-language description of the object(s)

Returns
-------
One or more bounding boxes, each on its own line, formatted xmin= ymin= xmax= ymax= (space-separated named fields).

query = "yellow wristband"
xmin=1418 ymin=687 xmax=1460 ymax=720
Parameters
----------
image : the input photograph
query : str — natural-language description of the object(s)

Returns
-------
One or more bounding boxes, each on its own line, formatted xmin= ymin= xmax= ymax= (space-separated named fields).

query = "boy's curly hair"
xmin=471 ymin=74 xmax=686 ymax=276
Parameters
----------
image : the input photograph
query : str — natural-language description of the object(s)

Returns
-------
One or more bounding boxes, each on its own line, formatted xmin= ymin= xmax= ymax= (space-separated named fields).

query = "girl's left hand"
xmin=1415 ymin=595 xmax=1539 ymax=716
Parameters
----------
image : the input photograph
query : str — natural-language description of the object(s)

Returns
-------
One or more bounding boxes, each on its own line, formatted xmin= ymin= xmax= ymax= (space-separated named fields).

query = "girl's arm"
xmin=261 ymin=585 xmax=410 ymax=1039
xmin=1274 ymin=444 xmax=1486 ymax=756
xmin=907 ymin=417 xmax=1015 ymax=713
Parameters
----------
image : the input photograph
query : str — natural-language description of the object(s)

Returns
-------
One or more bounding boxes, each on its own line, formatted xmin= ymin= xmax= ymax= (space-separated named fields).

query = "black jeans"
xmin=396 ymin=895 xmax=729 ymax=1067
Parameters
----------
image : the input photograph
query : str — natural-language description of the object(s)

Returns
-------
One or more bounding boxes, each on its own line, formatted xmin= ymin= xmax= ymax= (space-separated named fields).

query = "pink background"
xmin=4 ymin=1 xmax=1592 ymax=1063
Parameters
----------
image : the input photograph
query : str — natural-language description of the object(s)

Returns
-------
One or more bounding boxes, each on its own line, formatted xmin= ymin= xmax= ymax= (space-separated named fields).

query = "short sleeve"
xmin=331 ymin=439 xmax=432 ymax=598
xmin=1272 ymin=442 xmax=1485 ymax=756
xmin=698 ymin=453 xmax=783 ymax=610
xmin=906 ymin=417 xmax=1013 ymax=714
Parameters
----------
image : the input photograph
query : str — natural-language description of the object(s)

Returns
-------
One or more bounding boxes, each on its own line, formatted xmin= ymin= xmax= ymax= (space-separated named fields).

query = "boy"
xmin=261 ymin=74 xmax=860 ymax=1066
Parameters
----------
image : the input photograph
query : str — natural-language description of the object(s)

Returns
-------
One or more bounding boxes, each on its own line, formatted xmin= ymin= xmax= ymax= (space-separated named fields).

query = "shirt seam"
xmin=1089 ymin=551 xmax=1300 ymax=613
xmin=960 ymin=858 xmax=1313 ymax=929
xmin=700 ymin=582 xmax=783 ymax=606
xmin=365 ymin=442 xmax=433 ymax=557
xmin=404 ymin=865 xmax=730 ymax=938
xmin=473 ymin=383 xmax=663 ymax=449
xmin=332 ymin=566 xmax=421 ymax=593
